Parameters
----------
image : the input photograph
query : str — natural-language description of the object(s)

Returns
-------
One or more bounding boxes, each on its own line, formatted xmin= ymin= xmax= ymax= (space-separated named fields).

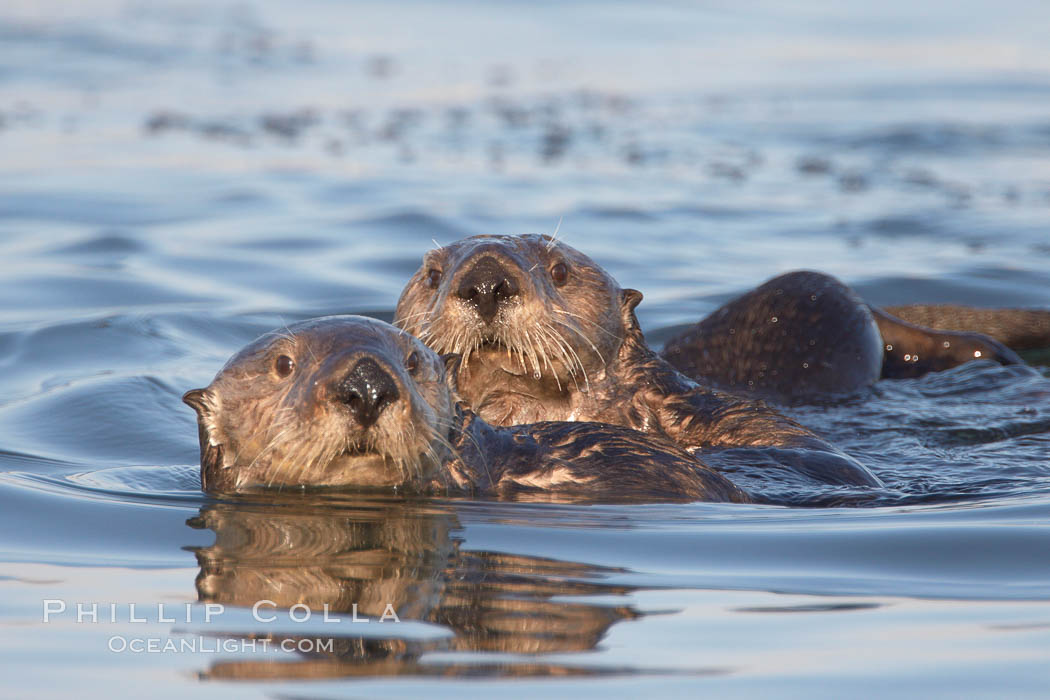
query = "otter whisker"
xmin=546 ymin=217 xmax=563 ymax=251
xmin=294 ymin=418 xmax=332 ymax=489
xmin=523 ymin=329 xmax=544 ymax=379
xmin=404 ymin=429 xmax=423 ymax=485
xmin=279 ymin=415 xmax=321 ymax=491
xmin=542 ymin=333 xmax=563 ymax=391
xmin=430 ymin=419 xmax=465 ymax=463
xmin=460 ymin=329 xmax=475 ymax=375
xmin=552 ymin=308 xmax=621 ymax=342
xmin=249 ymin=424 xmax=296 ymax=488
xmin=270 ymin=326 xmax=296 ymax=345
xmin=280 ymin=317 xmax=318 ymax=366
xmin=389 ymin=429 xmax=406 ymax=484
xmin=543 ymin=320 xmax=587 ymax=376
xmin=509 ymin=327 xmax=529 ymax=375
xmin=551 ymin=328 xmax=595 ymax=393
xmin=394 ymin=308 xmax=434 ymax=327
xmin=435 ymin=416 xmax=491 ymax=488
xmin=534 ymin=324 xmax=564 ymax=391
xmin=553 ymin=317 xmax=606 ymax=367
xmin=537 ymin=323 xmax=578 ymax=392
xmin=542 ymin=322 xmax=584 ymax=390
xmin=422 ymin=436 xmax=454 ymax=492
xmin=427 ymin=433 xmax=459 ymax=493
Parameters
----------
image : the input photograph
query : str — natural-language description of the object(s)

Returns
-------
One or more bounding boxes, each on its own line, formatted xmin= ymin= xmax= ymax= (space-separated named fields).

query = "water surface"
xmin=2 ymin=1 xmax=1050 ymax=697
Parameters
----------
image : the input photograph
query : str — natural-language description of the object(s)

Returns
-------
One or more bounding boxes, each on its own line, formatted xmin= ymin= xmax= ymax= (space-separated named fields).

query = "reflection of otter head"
xmin=395 ymin=235 xmax=642 ymax=399
xmin=190 ymin=500 xmax=456 ymax=620
xmin=182 ymin=316 xmax=458 ymax=493
xmin=189 ymin=500 xmax=646 ymax=682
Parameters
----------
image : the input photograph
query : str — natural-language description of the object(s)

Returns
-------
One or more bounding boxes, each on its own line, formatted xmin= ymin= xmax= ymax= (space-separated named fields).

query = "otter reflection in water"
xmin=188 ymin=499 xmax=714 ymax=681
xmin=183 ymin=315 xmax=747 ymax=502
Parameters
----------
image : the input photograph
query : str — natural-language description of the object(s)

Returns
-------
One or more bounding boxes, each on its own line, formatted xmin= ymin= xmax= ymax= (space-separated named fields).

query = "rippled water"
xmin=2 ymin=1 xmax=1050 ymax=697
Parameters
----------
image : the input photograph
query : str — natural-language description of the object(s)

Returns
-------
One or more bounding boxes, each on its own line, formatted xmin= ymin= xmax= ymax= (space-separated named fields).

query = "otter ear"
xmin=621 ymin=288 xmax=643 ymax=312
xmin=182 ymin=388 xmax=211 ymax=416
xmin=620 ymin=288 xmax=644 ymax=332
xmin=440 ymin=353 xmax=462 ymax=394
xmin=182 ymin=388 xmax=225 ymax=491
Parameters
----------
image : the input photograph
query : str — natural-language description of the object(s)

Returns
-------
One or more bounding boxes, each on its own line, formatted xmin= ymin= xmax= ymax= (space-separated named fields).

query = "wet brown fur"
xmin=183 ymin=316 xmax=457 ymax=493
xmin=394 ymin=235 xmax=880 ymax=487
xmin=184 ymin=315 xmax=748 ymax=503
xmin=882 ymin=304 xmax=1050 ymax=352
xmin=660 ymin=271 xmax=1026 ymax=396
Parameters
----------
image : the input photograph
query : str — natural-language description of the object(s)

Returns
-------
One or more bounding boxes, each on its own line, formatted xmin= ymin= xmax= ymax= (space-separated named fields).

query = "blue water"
xmin=2 ymin=1 xmax=1050 ymax=696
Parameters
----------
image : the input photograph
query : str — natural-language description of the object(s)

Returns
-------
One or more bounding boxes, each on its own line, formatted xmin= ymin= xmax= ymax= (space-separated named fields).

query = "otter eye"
xmin=274 ymin=354 xmax=295 ymax=378
xmin=426 ymin=269 xmax=442 ymax=288
xmin=405 ymin=351 xmax=420 ymax=374
xmin=550 ymin=262 xmax=569 ymax=286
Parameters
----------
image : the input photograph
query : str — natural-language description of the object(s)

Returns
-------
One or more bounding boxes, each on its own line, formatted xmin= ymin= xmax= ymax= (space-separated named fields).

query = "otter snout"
xmin=456 ymin=256 xmax=521 ymax=323
xmin=333 ymin=357 xmax=401 ymax=428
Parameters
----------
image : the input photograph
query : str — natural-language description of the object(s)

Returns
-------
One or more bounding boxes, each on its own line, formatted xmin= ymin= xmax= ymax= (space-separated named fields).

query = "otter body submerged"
xmin=183 ymin=316 xmax=747 ymax=503
xmin=394 ymin=234 xmax=881 ymax=487
xmin=661 ymin=270 xmax=1027 ymax=399
xmin=184 ymin=237 xmax=1041 ymax=500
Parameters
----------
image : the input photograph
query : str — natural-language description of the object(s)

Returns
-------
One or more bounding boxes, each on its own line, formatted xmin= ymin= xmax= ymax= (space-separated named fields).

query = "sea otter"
xmin=394 ymin=234 xmax=882 ymax=487
xmin=183 ymin=315 xmax=747 ymax=503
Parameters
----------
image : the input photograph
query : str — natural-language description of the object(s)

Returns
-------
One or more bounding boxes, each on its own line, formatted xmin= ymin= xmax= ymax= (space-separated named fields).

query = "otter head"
xmin=182 ymin=316 xmax=459 ymax=494
xmin=395 ymin=234 xmax=643 ymax=405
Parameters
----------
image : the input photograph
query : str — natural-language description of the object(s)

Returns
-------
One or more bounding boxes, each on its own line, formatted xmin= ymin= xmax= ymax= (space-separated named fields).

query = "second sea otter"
xmin=394 ymin=234 xmax=881 ymax=487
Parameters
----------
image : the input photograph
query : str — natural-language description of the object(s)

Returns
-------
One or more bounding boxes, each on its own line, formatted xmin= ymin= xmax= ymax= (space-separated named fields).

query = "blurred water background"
xmin=1 ymin=1 xmax=1049 ymax=697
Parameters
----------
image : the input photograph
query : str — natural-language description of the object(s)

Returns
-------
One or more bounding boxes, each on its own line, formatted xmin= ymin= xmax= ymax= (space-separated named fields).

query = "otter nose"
xmin=455 ymin=257 xmax=520 ymax=323
xmin=334 ymin=358 xmax=400 ymax=429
